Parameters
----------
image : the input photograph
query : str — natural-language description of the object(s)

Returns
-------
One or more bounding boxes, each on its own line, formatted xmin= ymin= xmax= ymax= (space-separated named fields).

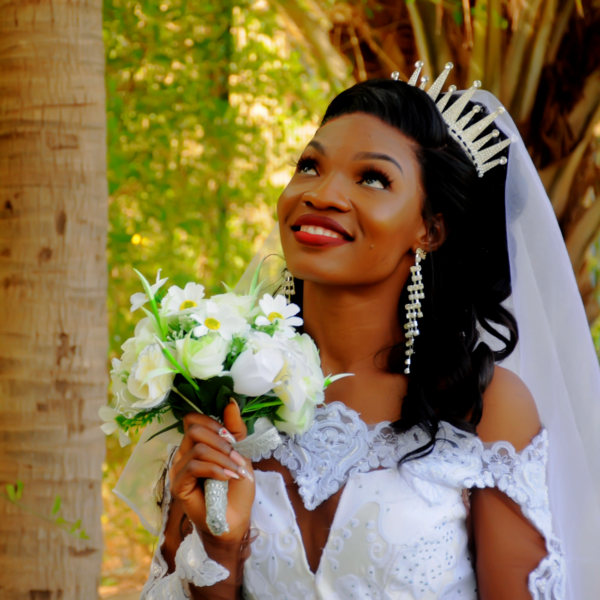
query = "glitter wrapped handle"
xmin=204 ymin=418 xmax=282 ymax=537
xmin=205 ymin=479 xmax=230 ymax=536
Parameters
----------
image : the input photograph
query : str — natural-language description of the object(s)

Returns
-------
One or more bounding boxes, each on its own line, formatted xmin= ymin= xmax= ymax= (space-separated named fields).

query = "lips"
xmin=291 ymin=215 xmax=353 ymax=247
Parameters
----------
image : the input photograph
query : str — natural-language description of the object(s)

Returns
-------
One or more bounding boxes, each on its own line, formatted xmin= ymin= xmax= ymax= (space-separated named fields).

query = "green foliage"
xmin=104 ymin=0 xmax=330 ymax=360
xmin=0 ymin=482 xmax=89 ymax=540
xmin=115 ymin=403 xmax=172 ymax=433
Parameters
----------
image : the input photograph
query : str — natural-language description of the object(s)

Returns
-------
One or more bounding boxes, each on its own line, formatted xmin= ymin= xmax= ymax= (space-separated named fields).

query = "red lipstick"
xmin=291 ymin=215 xmax=353 ymax=248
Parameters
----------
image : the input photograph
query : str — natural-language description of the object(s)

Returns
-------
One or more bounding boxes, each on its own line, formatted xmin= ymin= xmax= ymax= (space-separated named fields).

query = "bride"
xmin=134 ymin=65 xmax=600 ymax=599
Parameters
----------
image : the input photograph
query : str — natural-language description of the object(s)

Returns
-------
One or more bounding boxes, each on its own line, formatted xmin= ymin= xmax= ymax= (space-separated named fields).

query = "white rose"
xmin=293 ymin=333 xmax=326 ymax=405
xmin=210 ymin=292 xmax=256 ymax=319
xmin=275 ymin=399 xmax=316 ymax=436
xmin=271 ymin=352 xmax=309 ymax=413
xmin=127 ymin=344 xmax=175 ymax=409
xmin=175 ymin=333 xmax=228 ymax=380
xmin=229 ymin=347 xmax=284 ymax=397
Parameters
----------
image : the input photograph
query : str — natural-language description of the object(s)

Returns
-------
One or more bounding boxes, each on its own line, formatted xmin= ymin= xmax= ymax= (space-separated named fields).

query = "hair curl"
xmin=292 ymin=78 xmax=517 ymax=462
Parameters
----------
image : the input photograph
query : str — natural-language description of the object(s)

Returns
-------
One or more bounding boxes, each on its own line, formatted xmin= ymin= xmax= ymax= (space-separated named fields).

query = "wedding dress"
xmin=140 ymin=401 xmax=564 ymax=600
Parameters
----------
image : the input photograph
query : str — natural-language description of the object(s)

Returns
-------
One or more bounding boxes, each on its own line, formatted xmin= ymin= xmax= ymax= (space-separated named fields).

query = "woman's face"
xmin=278 ymin=113 xmax=427 ymax=287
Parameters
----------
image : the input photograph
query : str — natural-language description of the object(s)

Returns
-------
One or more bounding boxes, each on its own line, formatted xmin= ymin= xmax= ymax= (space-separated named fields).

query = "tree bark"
xmin=0 ymin=0 xmax=107 ymax=598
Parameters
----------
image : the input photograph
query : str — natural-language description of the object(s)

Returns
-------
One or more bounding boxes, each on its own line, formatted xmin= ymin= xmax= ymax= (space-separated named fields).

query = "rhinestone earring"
xmin=282 ymin=268 xmax=296 ymax=305
xmin=404 ymin=248 xmax=427 ymax=375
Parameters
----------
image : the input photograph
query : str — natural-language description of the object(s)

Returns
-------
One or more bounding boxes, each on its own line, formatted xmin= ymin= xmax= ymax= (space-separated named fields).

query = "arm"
xmin=142 ymin=401 xmax=255 ymax=600
xmin=472 ymin=367 xmax=550 ymax=600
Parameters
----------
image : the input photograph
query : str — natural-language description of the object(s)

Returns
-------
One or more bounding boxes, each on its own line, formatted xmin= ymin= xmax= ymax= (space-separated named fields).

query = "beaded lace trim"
xmin=252 ymin=402 xmax=420 ymax=510
xmin=140 ymin=449 xmax=229 ymax=599
xmin=254 ymin=401 xmax=565 ymax=598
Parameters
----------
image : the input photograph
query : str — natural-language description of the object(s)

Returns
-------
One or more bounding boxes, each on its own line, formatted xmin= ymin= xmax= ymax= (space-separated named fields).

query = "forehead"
xmin=312 ymin=113 xmax=417 ymax=162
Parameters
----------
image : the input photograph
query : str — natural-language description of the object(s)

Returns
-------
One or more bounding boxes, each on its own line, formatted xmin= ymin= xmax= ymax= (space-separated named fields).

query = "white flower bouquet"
xmin=100 ymin=268 xmax=347 ymax=450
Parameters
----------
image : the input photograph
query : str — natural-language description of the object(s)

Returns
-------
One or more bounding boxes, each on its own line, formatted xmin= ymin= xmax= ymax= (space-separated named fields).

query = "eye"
xmin=358 ymin=168 xmax=392 ymax=190
xmin=296 ymin=156 xmax=318 ymax=176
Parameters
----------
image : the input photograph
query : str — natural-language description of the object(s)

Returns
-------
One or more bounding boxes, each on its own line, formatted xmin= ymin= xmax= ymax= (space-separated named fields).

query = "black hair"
xmin=293 ymin=78 xmax=516 ymax=462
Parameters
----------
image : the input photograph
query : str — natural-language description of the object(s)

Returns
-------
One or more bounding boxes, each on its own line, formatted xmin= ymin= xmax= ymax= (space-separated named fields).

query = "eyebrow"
xmin=353 ymin=151 xmax=404 ymax=177
xmin=307 ymin=140 xmax=326 ymax=154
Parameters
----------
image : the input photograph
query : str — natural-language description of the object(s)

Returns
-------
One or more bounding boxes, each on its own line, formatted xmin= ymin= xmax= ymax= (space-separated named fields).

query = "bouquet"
xmin=100 ymin=268 xmax=348 ymax=534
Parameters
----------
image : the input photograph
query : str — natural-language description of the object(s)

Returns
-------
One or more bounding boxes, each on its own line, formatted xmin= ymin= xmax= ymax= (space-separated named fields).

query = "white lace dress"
xmin=141 ymin=402 xmax=565 ymax=600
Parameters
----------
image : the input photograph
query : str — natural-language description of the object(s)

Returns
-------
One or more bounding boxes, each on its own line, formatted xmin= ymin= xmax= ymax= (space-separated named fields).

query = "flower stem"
xmin=171 ymin=386 xmax=204 ymax=414
xmin=153 ymin=335 xmax=200 ymax=392
xmin=242 ymin=399 xmax=284 ymax=414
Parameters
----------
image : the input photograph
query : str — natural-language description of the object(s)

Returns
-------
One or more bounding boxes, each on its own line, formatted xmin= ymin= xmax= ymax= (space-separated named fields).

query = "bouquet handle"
xmin=204 ymin=418 xmax=282 ymax=537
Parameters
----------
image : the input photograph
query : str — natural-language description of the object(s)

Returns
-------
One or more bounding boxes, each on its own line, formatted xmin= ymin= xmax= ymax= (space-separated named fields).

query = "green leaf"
xmin=15 ymin=480 xmax=24 ymax=500
xmin=146 ymin=420 xmax=183 ymax=442
xmin=79 ymin=529 xmax=90 ymax=540
xmin=249 ymin=256 xmax=268 ymax=296
xmin=52 ymin=496 xmax=62 ymax=515
xmin=133 ymin=268 xmax=154 ymax=301
xmin=55 ymin=516 xmax=66 ymax=525
xmin=70 ymin=519 xmax=82 ymax=534
xmin=6 ymin=484 xmax=15 ymax=502
xmin=241 ymin=399 xmax=283 ymax=414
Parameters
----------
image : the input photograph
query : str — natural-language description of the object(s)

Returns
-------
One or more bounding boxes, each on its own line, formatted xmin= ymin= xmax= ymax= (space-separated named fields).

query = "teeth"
xmin=300 ymin=225 xmax=343 ymax=239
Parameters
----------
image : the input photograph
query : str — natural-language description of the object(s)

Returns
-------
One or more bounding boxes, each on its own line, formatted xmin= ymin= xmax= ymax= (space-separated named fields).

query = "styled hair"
xmin=295 ymin=78 xmax=516 ymax=462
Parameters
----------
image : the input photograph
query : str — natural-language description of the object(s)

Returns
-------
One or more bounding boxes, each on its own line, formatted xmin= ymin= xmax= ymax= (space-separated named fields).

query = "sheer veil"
xmin=113 ymin=89 xmax=600 ymax=597
xmin=475 ymin=90 xmax=600 ymax=596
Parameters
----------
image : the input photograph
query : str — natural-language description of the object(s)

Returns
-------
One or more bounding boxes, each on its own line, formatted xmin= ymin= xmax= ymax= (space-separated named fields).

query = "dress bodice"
xmin=141 ymin=402 xmax=565 ymax=600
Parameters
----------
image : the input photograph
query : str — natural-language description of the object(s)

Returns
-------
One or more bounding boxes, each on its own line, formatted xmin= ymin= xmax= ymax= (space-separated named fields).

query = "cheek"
xmin=361 ymin=193 xmax=422 ymax=247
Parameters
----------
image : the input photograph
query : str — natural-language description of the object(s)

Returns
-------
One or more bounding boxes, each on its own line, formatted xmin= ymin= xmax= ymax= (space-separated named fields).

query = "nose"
xmin=301 ymin=175 xmax=351 ymax=212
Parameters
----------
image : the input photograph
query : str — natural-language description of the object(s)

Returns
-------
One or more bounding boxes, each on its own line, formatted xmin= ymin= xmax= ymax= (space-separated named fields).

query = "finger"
xmin=171 ymin=459 xmax=234 ymax=501
xmin=224 ymin=399 xmax=247 ymax=442
xmin=186 ymin=443 xmax=246 ymax=478
xmin=179 ymin=414 xmax=221 ymax=455
xmin=181 ymin=424 xmax=235 ymax=458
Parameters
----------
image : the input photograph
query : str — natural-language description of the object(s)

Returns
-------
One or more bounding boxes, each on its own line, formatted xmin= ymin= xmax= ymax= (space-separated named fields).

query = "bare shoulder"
xmin=477 ymin=365 xmax=542 ymax=451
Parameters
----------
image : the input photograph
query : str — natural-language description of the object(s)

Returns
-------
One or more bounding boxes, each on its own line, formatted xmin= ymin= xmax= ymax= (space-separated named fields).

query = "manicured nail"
xmin=223 ymin=469 xmax=240 ymax=480
xmin=238 ymin=466 xmax=254 ymax=482
xmin=218 ymin=427 xmax=237 ymax=445
xmin=230 ymin=450 xmax=246 ymax=468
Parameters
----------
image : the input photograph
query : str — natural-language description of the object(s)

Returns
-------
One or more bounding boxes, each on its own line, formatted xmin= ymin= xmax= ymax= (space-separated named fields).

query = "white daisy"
xmin=162 ymin=282 xmax=206 ymax=315
xmin=98 ymin=405 xmax=131 ymax=447
xmin=255 ymin=294 xmax=303 ymax=338
xmin=191 ymin=301 xmax=247 ymax=340
xmin=130 ymin=269 xmax=168 ymax=312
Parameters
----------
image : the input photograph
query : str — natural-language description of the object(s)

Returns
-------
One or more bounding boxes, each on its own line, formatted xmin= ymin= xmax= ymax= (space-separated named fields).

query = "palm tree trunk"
xmin=0 ymin=0 xmax=107 ymax=597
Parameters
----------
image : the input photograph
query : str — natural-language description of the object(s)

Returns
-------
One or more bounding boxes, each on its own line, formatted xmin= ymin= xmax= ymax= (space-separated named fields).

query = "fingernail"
xmin=238 ymin=466 xmax=254 ymax=482
xmin=218 ymin=427 xmax=237 ymax=445
xmin=230 ymin=450 xmax=246 ymax=468
xmin=223 ymin=469 xmax=240 ymax=480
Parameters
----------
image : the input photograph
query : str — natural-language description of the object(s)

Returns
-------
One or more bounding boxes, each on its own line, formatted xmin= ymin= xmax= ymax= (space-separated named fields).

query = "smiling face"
xmin=278 ymin=113 xmax=428 ymax=288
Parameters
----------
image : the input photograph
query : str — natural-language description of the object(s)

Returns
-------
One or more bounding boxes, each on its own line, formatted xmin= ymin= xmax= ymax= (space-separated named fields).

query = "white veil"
xmin=475 ymin=90 xmax=600 ymax=596
xmin=113 ymin=90 xmax=600 ymax=596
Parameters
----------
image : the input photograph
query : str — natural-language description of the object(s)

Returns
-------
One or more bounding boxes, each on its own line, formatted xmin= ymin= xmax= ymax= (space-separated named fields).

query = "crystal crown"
xmin=392 ymin=62 xmax=511 ymax=177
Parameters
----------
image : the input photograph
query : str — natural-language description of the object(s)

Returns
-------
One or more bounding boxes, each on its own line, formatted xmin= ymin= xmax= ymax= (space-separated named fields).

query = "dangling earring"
xmin=404 ymin=248 xmax=427 ymax=375
xmin=282 ymin=268 xmax=295 ymax=305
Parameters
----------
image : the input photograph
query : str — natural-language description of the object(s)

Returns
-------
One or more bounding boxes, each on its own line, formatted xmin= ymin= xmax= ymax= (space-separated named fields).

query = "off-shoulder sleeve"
xmin=464 ymin=429 xmax=566 ymax=599
xmin=140 ymin=464 xmax=229 ymax=599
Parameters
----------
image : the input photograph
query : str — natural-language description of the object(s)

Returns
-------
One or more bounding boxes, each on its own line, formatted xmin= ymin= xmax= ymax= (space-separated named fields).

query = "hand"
xmin=169 ymin=401 xmax=255 ymax=543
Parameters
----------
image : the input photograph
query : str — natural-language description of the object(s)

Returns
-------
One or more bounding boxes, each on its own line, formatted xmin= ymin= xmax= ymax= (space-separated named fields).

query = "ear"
xmin=415 ymin=213 xmax=447 ymax=253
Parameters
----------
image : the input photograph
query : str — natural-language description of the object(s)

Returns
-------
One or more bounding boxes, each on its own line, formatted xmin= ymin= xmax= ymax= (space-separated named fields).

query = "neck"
xmin=302 ymin=274 xmax=408 ymax=376
xmin=301 ymin=271 xmax=412 ymax=422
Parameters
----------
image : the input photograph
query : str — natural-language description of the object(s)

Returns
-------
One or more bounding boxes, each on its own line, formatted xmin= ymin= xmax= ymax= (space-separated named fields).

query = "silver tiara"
xmin=392 ymin=62 xmax=511 ymax=177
